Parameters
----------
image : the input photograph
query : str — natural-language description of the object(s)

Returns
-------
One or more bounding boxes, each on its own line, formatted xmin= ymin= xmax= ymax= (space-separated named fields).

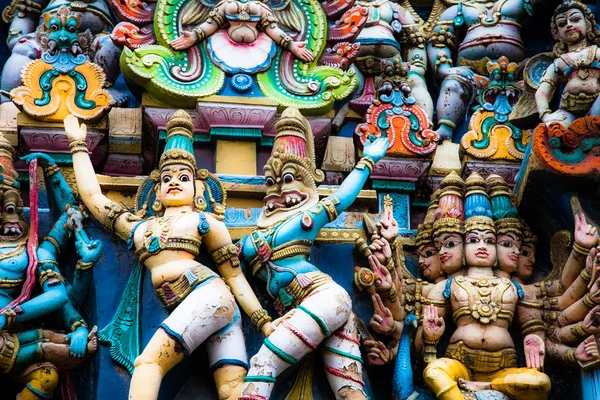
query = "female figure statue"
xmin=64 ymin=110 xmax=273 ymax=400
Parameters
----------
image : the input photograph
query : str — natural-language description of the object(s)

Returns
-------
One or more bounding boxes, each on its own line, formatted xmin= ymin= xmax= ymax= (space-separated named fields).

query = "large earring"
xmin=194 ymin=196 xmax=206 ymax=211
xmin=152 ymin=200 xmax=163 ymax=213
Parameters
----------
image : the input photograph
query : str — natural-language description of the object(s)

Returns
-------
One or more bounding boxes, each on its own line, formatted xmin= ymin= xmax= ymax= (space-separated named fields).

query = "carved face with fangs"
xmin=258 ymin=157 xmax=320 ymax=228
xmin=0 ymin=189 xmax=27 ymax=243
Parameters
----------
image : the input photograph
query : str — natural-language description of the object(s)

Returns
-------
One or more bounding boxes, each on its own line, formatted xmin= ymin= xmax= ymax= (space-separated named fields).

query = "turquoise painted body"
xmin=393 ymin=313 xmax=418 ymax=400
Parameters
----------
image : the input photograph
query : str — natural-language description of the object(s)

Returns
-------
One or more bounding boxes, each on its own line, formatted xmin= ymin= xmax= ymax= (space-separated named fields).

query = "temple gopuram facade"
xmin=0 ymin=0 xmax=599 ymax=398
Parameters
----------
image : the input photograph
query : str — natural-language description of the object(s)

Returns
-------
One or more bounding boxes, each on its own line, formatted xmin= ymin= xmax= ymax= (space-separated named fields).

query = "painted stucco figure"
xmin=535 ymin=1 xmax=600 ymax=129
xmin=171 ymin=0 xmax=315 ymax=73
xmin=237 ymin=107 xmax=389 ymax=400
xmin=427 ymin=0 xmax=540 ymax=142
xmin=65 ymin=110 xmax=274 ymax=400
xmin=1 ymin=0 xmax=124 ymax=104
xmin=0 ymin=136 xmax=101 ymax=400
xmin=422 ymin=172 xmax=551 ymax=400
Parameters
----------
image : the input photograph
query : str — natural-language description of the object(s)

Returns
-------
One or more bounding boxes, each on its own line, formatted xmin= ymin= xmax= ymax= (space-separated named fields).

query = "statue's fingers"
xmin=525 ymin=349 xmax=532 ymax=368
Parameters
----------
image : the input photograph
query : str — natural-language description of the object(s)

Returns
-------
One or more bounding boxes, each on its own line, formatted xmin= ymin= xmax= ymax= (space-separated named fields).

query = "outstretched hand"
xmin=575 ymin=335 xmax=600 ymax=363
xmin=66 ymin=326 xmax=89 ymax=358
xmin=363 ymin=137 xmax=390 ymax=163
xmin=369 ymin=293 xmax=396 ymax=335
xmin=377 ymin=207 xmax=398 ymax=243
xmin=368 ymin=255 xmax=392 ymax=292
xmin=369 ymin=235 xmax=391 ymax=267
xmin=524 ymin=334 xmax=545 ymax=370
xmin=289 ymin=41 xmax=315 ymax=63
xmin=575 ymin=213 xmax=598 ymax=249
xmin=423 ymin=304 xmax=444 ymax=342
xmin=64 ymin=114 xmax=87 ymax=142
xmin=76 ymin=239 xmax=103 ymax=264
xmin=171 ymin=31 xmax=198 ymax=50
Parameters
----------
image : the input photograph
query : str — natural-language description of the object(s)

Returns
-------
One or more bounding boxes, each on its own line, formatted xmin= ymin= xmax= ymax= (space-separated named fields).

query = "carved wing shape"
xmin=509 ymin=53 xmax=554 ymax=125
xmin=180 ymin=0 xmax=220 ymax=26
xmin=544 ymin=230 xmax=573 ymax=282
xmin=270 ymin=0 xmax=304 ymax=33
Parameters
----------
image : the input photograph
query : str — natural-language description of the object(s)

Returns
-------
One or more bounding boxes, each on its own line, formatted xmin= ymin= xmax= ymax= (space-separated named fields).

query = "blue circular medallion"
xmin=231 ymin=74 xmax=253 ymax=93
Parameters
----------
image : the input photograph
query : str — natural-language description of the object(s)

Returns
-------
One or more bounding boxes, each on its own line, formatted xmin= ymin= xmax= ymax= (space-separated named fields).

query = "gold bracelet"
xmin=583 ymin=293 xmax=600 ymax=307
xmin=383 ymin=285 xmax=398 ymax=303
xmin=423 ymin=338 xmax=438 ymax=363
xmin=573 ymin=242 xmax=591 ymax=256
xmin=570 ymin=321 xmax=588 ymax=340
xmin=76 ymin=260 xmax=94 ymax=271
xmin=71 ymin=320 xmax=88 ymax=332
xmin=438 ymin=119 xmax=456 ymax=129
xmin=539 ymin=108 xmax=552 ymax=119
xmin=356 ymin=156 xmax=375 ymax=173
xmin=2 ymin=309 xmax=17 ymax=328
xmin=45 ymin=164 xmax=60 ymax=176
xmin=279 ymin=34 xmax=293 ymax=49
xmin=564 ymin=348 xmax=576 ymax=363
xmin=70 ymin=145 xmax=88 ymax=154
xmin=193 ymin=27 xmax=205 ymax=43
xmin=581 ymin=268 xmax=592 ymax=282
xmin=44 ymin=236 xmax=61 ymax=256
xmin=521 ymin=319 xmax=546 ymax=336
xmin=320 ymin=198 xmax=339 ymax=222
xmin=250 ymin=309 xmax=272 ymax=331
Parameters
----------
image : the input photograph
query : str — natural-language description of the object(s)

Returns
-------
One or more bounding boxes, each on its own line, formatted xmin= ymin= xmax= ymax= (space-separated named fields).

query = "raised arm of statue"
xmin=561 ymin=214 xmax=599 ymax=288
xmin=553 ymin=305 xmax=600 ymax=345
xmin=64 ymin=115 xmax=139 ymax=241
xmin=203 ymin=214 xmax=275 ymax=337
xmin=557 ymin=247 xmax=599 ymax=310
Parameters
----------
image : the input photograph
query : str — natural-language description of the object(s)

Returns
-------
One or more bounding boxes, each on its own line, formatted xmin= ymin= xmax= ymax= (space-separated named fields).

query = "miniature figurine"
xmin=65 ymin=110 xmax=273 ymax=400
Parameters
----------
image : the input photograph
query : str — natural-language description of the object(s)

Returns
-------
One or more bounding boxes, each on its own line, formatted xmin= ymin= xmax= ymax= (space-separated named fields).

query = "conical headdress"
xmin=486 ymin=174 xmax=522 ymax=236
xmin=267 ymin=107 xmax=325 ymax=184
xmin=416 ymin=190 xmax=440 ymax=247
xmin=464 ymin=172 xmax=495 ymax=233
xmin=159 ymin=110 xmax=196 ymax=172
xmin=432 ymin=172 xmax=465 ymax=237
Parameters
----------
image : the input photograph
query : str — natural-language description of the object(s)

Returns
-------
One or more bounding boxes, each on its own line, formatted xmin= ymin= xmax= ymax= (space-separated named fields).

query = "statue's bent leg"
xmin=206 ymin=306 xmax=249 ymax=400
xmin=129 ymin=278 xmax=236 ymax=400
xmin=482 ymin=367 xmax=551 ymax=400
xmin=241 ymin=283 xmax=352 ymax=400
xmin=408 ymin=72 xmax=434 ymax=123
xmin=434 ymin=73 xmax=475 ymax=141
xmin=18 ymin=362 xmax=59 ymax=400
xmin=321 ymin=312 xmax=367 ymax=400
xmin=423 ymin=357 xmax=470 ymax=400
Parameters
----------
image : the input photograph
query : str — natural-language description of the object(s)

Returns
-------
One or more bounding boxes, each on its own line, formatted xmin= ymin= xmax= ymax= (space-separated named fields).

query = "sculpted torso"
xmin=0 ymin=246 xmax=28 ymax=305
xmin=447 ymin=0 xmax=527 ymax=61
xmin=132 ymin=213 xmax=203 ymax=287
xmin=221 ymin=0 xmax=267 ymax=43
xmin=449 ymin=277 xmax=519 ymax=351
xmin=556 ymin=46 xmax=600 ymax=97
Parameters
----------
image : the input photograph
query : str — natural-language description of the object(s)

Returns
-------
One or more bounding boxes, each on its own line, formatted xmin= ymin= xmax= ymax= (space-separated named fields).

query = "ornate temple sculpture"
xmin=236 ymin=107 xmax=389 ymax=400
xmin=64 ymin=110 xmax=273 ymax=400
xmin=427 ymin=0 xmax=541 ymax=145
xmin=9 ymin=6 xmax=114 ymax=121
xmin=1 ymin=0 xmax=125 ymax=104
xmin=0 ymin=134 xmax=101 ymax=400
xmin=422 ymin=172 xmax=552 ymax=400
xmin=535 ymin=1 xmax=600 ymax=129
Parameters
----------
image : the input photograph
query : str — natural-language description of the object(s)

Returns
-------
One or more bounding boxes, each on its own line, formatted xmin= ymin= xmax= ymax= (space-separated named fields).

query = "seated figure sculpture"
xmin=65 ymin=111 xmax=273 ymax=400
xmin=535 ymin=1 xmax=600 ymax=129
xmin=170 ymin=0 xmax=315 ymax=73
xmin=237 ymin=107 xmax=389 ymax=400
xmin=422 ymin=172 xmax=551 ymax=400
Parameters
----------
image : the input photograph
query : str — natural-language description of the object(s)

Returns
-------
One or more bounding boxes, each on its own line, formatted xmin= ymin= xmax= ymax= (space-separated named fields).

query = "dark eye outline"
xmin=265 ymin=177 xmax=275 ymax=186
xmin=50 ymin=24 xmax=59 ymax=31
xmin=446 ymin=240 xmax=458 ymax=248
xmin=521 ymin=249 xmax=530 ymax=257
xmin=68 ymin=26 xmax=76 ymax=33
xmin=466 ymin=237 xmax=479 ymax=244
xmin=179 ymin=174 xmax=190 ymax=182
xmin=424 ymin=249 xmax=437 ymax=258
xmin=283 ymin=173 xmax=295 ymax=184
xmin=484 ymin=237 xmax=496 ymax=244
xmin=162 ymin=175 xmax=171 ymax=183
xmin=5 ymin=205 xmax=15 ymax=214
xmin=500 ymin=240 xmax=513 ymax=248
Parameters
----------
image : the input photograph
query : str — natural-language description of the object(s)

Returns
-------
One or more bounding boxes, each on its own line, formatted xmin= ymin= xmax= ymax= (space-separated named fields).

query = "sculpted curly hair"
xmin=551 ymin=1 xmax=600 ymax=55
